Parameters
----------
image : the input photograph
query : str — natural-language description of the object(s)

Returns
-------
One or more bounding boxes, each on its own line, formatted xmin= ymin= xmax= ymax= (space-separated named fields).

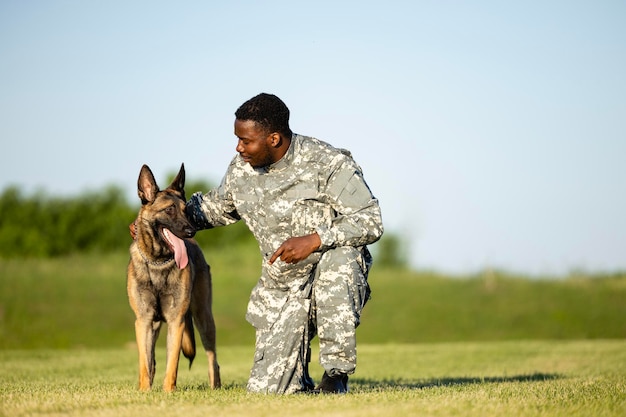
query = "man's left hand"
xmin=269 ymin=233 xmax=322 ymax=265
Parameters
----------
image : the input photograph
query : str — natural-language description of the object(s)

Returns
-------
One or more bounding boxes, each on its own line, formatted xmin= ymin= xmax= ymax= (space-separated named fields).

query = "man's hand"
xmin=129 ymin=220 xmax=137 ymax=240
xmin=269 ymin=233 xmax=322 ymax=265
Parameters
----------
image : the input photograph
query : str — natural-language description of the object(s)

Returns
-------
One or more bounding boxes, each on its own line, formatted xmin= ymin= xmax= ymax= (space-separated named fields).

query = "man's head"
xmin=235 ymin=93 xmax=293 ymax=138
xmin=234 ymin=93 xmax=293 ymax=168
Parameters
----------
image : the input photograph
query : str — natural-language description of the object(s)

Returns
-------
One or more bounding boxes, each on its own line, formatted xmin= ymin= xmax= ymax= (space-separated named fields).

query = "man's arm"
xmin=315 ymin=156 xmax=383 ymax=250
xmin=185 ymin=189 xmax=240 ymax=230
xmin=270 ymin=152 xmax=383 ymax=265
xmin=184 ymin=161 xmax=242 ymax=230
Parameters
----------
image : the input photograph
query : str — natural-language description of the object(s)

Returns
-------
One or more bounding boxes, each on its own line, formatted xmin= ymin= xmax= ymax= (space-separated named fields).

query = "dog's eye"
xmin=165 ymin=206 xmax=175 ymax=215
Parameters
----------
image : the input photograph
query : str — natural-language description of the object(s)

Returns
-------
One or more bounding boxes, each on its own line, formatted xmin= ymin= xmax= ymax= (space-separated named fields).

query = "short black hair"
xmin=235 ymin=93 xmax=293 ymax=137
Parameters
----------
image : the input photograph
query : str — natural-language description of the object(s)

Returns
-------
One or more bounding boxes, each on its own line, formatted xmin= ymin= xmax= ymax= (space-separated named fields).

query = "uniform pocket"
xmin=292 ymin=199 xmax=334 ymax=236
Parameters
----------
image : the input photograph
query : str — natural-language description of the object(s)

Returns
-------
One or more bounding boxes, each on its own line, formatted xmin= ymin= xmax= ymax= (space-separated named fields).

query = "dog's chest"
xmin=134 ymin=262 xmax=186 ymax=294
xmin=135 ymin=267 xmax=190 ymax=315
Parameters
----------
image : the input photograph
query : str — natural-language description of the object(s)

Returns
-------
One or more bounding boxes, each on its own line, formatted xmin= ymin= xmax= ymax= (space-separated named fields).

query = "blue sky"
xmin=1 ymin=1 xmax=625 ymax=275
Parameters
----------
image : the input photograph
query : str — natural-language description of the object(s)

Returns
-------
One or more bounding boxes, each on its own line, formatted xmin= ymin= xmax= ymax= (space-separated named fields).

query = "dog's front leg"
xmin=163 ymin=316 xmax=185 ymax=392
xmin=135 ymin=319 xmax=161 ymax=391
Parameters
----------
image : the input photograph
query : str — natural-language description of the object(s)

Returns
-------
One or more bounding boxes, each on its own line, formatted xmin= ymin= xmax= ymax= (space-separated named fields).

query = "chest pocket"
xmin=289 ymin=187 xmax=334 ymax=236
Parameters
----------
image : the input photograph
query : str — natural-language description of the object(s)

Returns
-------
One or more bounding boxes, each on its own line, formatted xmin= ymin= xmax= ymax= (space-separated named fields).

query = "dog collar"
xmin=136 ymin=245 xmax=175 ymax=267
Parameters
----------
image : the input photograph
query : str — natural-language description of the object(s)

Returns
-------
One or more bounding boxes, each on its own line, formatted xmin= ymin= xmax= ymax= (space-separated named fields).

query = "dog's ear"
xmin=138 ymin=164 xmax=159 ymax=204
xmin=168 ymin=163 xmax=186 ymax=199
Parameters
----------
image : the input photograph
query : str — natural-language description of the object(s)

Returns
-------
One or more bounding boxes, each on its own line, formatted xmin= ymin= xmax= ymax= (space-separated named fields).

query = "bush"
xmin=0 ymin=186 xmax=137 ymax=257
xmin=0 ymin=183 xmax=257 ymax=258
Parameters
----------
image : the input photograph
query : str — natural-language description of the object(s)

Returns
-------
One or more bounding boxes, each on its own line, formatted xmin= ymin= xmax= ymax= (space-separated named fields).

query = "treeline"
xmin=0 ymin=184 xmax=253 ymax=258
xmin=0 ymin=182 xmax=404 ymax=265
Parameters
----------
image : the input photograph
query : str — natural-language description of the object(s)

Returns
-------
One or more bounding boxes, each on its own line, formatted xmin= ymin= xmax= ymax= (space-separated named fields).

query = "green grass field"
xmin=1 ymin=341 xmax=625 ymax=417
xmin=1 ymin=242 xmax=625 ymax=349
xmin=1 ymin=243 xmax=625 ymax=416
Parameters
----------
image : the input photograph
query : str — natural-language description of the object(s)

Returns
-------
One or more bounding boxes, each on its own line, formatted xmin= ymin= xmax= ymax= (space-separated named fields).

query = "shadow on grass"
xmin=184 ymin=373 xmax=563 ymax=393
xmin=350 ymin=372 xmax=563 ymax=391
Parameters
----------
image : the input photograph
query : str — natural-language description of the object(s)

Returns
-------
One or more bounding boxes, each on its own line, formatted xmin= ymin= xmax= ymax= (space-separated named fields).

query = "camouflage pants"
xmin=246 ymin=246 xmax=371 ymax=394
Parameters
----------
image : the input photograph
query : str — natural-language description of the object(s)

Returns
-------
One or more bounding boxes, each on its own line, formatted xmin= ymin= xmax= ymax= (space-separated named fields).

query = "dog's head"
xmin=137 ymin=163 xmax=196 ymax=241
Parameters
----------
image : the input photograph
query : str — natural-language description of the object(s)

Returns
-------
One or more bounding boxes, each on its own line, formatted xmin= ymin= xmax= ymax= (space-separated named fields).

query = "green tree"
xmin=374 ymin=233 xmax=408 ymax=268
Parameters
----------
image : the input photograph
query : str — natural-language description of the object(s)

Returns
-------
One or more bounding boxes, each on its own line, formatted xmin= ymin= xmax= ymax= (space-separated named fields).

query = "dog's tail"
xmin=182 ymin=310 xmax=196 ymax=369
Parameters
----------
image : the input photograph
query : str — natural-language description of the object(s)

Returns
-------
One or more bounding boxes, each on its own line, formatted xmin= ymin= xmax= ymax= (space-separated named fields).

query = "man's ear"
xmin=269 ymin=132 xmax=281 ymax=147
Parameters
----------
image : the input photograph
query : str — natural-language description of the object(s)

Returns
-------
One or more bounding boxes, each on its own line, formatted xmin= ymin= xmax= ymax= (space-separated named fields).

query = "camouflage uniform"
xmin=186 ymin=134 xmax=383 ymax=394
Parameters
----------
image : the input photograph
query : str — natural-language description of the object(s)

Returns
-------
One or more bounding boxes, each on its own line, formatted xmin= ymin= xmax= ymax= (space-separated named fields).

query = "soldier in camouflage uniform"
xmin=186 ymin=93 xmax=383 ymax=394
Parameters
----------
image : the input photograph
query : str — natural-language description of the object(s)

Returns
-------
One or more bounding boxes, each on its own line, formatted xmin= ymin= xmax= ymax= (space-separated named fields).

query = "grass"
xmin=1 ymin=340 xmax=625 ymax=417
xmin=1 ymin=244 xmax=625 ymax=349
xmin=1 ymin=245 xmax=625 ymax=415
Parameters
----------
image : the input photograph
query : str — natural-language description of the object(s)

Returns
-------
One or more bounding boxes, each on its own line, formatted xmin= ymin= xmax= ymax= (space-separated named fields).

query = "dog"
xmin=127 ymin=163 xmax=220 ymax=392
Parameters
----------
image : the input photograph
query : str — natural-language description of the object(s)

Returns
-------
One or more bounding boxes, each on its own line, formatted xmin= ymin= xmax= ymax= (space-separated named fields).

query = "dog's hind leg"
xmin=196 ymin=310 xmax=220 ymax=389
xmin=191 ymin=270 xmax=221 ymax=389
xmin=149 ymin=321 xmax=161 ymax=386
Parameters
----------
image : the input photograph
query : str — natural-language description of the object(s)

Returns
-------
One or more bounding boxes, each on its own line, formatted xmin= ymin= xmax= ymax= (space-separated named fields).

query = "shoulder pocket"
xmin=330 ymin=171 xmax=373 ymax=207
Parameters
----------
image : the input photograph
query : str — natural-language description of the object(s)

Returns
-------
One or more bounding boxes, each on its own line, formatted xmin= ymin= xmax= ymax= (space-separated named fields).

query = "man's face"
xmin=234 ymin=119 xmax=275 ymax=168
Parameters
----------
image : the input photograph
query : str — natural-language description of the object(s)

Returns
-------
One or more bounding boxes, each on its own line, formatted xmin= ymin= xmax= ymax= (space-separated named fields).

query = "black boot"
xmin=313 ymin=371 xmax=348 ymax=394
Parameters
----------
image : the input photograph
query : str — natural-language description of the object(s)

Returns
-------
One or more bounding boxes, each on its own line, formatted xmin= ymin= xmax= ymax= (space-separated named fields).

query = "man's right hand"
xmin=269 ymin=233 xmax=322 ymax=265
xmin=129 ymin=221 xmax=137 ymax=240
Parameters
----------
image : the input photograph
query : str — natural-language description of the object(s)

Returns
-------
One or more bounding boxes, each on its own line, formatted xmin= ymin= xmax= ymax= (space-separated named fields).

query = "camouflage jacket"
xmin=187 ymin=134 xmax=384 ymax=292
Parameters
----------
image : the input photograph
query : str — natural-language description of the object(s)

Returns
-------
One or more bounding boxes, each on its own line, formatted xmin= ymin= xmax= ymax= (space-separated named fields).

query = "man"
xmin=185 ymin=93 xmax=383 ymax=394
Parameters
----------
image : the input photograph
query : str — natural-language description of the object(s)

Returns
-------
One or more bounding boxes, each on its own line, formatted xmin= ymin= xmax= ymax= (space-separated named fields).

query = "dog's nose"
xmin=184 ymin=227 xmax=196 ymax=238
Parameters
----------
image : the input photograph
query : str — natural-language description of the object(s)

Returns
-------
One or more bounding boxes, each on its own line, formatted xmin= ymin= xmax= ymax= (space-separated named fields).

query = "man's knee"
xmin=316 ymin=246 xmax=367 ymax=281
xmin=315 ymin=247 xmax=370 ymax=324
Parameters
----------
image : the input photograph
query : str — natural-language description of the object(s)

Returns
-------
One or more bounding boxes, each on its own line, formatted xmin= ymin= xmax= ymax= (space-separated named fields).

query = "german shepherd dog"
xmin=127 ymin=163 xmax=220 ymax=392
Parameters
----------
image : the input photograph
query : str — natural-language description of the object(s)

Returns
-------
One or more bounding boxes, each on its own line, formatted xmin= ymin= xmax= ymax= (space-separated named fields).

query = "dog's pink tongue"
xmin=163 ymin=228 xmax=188 ymax=269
